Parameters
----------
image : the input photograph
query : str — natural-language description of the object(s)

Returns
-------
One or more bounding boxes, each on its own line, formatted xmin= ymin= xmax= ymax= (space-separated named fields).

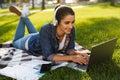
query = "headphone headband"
xmin=53 ymin=5 xmax=66 ymax=26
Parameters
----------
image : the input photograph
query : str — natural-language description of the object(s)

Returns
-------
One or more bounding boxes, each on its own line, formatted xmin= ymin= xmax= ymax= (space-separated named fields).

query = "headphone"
xmin=53 ymin=5 xmax=66 ymax=26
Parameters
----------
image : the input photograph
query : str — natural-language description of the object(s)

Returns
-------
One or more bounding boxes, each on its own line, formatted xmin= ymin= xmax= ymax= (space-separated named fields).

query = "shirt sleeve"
xmin=39 ymin=25 xmax=55 ymax=61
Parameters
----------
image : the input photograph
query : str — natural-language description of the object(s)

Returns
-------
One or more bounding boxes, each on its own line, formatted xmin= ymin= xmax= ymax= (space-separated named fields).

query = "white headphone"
xmin=53 ymin=5 xmax=66 ymax=26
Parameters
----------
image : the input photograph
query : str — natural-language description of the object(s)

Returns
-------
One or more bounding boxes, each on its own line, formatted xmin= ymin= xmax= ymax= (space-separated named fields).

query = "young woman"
xmin=9 ymin=5 xmax=89 ymax=65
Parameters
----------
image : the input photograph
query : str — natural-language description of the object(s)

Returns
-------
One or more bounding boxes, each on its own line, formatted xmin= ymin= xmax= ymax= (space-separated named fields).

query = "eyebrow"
xmin=64 ymin=20 xmax=75 ymax=22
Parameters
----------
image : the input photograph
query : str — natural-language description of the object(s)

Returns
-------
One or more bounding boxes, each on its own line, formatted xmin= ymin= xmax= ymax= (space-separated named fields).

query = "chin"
xmin=66 ymin=32 xmax=71 ymax=34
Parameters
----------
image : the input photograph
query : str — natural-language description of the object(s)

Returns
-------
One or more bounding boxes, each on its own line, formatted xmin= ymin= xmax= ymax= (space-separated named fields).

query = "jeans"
xmin=13 ymin=17 xmax=37 ymax=50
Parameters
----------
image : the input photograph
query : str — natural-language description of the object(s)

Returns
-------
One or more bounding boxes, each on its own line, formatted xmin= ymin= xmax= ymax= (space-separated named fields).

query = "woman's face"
xmin=58 ymin=15 xmax=75 ymax=34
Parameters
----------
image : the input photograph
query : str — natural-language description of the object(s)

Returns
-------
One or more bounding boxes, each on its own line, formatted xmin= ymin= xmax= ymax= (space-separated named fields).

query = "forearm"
xmin=69 ymin=50 xmax=77 ymax=55
xmin=69 ymin=50 xmax=88 ymax=55
xmin=52 ymin=55 xmax=73 ymax=62
xmin=52 ymin=54 xmax=88 ymax=65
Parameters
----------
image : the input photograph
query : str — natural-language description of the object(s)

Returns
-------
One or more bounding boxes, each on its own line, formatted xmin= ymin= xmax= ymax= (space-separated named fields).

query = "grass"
xmin=0 ymin=2 xmax=120 ymax=80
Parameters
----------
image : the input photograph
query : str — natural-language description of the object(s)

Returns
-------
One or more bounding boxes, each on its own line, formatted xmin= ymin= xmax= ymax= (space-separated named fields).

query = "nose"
xmin=69 ymin=23 xmax=74 ymax=29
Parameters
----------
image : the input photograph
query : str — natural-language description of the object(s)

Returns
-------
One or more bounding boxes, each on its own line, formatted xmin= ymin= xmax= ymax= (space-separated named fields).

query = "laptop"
xmin=67 ymin=37 xmax=117 ymax=72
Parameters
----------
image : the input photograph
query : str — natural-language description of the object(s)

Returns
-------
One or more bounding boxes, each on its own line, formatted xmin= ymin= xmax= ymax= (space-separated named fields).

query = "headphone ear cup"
xmin=54 ymin=19 xmax=58 ymax=26
xmin=55 ymin=20 xmax=58 ymax=26
xmin=53 ymin=5 xmax=66 ymax=26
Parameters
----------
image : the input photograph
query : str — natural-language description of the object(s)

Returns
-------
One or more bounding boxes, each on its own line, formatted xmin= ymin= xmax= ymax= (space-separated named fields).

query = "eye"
xmin=72 ymin=20 xmax=75 ymax=24
xmin=64 ymin=21 xmax=70 ymax=24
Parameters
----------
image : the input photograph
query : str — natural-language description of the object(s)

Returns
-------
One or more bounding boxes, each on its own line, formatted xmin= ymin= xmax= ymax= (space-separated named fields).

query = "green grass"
xmin=0 ymin=2 xmax=120 ymax=80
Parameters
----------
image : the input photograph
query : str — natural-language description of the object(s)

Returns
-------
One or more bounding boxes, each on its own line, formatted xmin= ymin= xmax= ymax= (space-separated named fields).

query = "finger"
xmin=73 ymin=56 xmax=84 ymax=65
xmin=74 ymin=55 xmax=88 ymax=65
xmin=77 ymin=57 xmax=86 ymax=64
xmin=82 ymin=53 xmax=89 ymax=57
xmin=77 ymin=61 xmax=83 ymax=65
xmin=82 ymin=54 xmax=89 ymax=61
xmin=84 ymin=57 xmax=89 ymax=64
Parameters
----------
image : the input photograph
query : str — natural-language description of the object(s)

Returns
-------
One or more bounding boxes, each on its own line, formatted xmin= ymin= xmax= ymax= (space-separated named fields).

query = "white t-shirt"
xmin=58 ymin=34 xmax=66 ymax=50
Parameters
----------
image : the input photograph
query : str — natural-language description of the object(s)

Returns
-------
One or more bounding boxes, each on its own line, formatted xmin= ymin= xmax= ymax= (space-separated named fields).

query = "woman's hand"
xmin=75 ymin=51 xmax=90 ymax=63
xmin=69 ymin=50 xmax=90 ymax=64
xmin=71 ymin=55 xmax=89 ymax=65
xmin=52 ymin=50 xmax=90 ymax=65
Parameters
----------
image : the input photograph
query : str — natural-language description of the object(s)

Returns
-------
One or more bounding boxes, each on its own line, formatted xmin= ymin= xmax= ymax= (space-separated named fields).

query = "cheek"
xmin=59 ymin=24 xmax=72 ymax=34
xmin=59 ymin=24 xmax=66 ymax=29
xmin=63 ymin=26 xmax=72 ymax=34
xmin=61 ymin=25 xmax=68 ymax=31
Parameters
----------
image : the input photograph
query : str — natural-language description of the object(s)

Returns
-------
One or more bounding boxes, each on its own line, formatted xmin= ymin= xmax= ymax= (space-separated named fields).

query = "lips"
xmin=66 ymin=29 xmax=71 ymax=34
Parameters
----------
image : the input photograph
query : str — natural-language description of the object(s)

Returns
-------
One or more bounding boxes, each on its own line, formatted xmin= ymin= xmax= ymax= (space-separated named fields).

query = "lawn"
xmin=0 ymin=2 xmax=120 ymax=80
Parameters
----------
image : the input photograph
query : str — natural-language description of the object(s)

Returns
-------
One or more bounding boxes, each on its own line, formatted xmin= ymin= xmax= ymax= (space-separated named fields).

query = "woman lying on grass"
xmin=9 ymin=4 xmax=90 ymax=65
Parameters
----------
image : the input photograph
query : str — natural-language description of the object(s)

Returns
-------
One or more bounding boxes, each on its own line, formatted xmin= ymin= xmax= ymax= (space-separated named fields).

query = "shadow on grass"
xmin=0 ymin=75 xmax=14 ymax=80
xmin=99 ymin=2 xmax=120 ymax=8
xmin=0 ymin=23 xmax=17 ymax=37
xmin=39 ymin=61 xmax=120 ymax=80
xmin=86 ymin=2 xmax=120 ymax=9
xmin=39 ymin=67 xmax=83 ymax=80
xmin=0 ymin=12 xmax=38 ymax=37
xmin=75 ymin=17 xmax=120 ymax=49
xmin=87 ymin=61 xmax=120 ymax=80
xmin=0 ymin=15 xmax=18 ymax=37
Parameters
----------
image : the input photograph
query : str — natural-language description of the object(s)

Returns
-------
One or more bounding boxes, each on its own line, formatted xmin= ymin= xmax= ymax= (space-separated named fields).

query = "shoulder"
xmin=40 ymin=23 xmax=55 ymax=34
xmin=41 ymin=23 xmax=53 ymax=29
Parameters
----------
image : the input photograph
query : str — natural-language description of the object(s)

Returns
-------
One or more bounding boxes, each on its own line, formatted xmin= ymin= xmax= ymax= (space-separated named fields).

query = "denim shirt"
xmin=28 ymin=23 xmax=75 ymax=60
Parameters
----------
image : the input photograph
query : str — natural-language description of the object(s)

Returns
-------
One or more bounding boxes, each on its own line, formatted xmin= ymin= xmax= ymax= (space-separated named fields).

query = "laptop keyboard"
xmin=67 ymin=62 xmax=87 ymax=71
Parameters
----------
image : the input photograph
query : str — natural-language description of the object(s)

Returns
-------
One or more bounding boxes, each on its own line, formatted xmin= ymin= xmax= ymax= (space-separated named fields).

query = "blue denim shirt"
xmin=28 ymin=23 xmax=75 ymax=60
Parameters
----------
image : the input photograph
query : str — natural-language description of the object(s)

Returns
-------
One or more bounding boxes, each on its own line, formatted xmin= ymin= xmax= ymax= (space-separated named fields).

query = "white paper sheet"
xmin=0 ymin=60 xmax=52 ymax=80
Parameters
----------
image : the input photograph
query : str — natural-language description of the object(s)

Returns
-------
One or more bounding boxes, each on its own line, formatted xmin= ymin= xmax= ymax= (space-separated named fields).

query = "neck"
xmin=56 ymin=26 xmax=65 ymax=38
